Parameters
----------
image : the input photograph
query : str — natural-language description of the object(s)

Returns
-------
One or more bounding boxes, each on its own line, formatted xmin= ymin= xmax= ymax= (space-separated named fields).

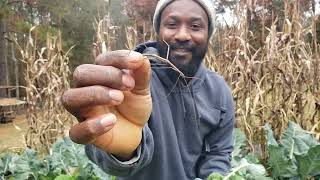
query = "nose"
xmin=174 ymin=25 xmax=191 ymax=42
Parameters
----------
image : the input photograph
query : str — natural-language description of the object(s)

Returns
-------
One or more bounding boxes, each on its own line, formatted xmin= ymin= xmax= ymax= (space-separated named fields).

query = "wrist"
xmin=112 ymin=148 xmax=137 ymax=161
xmin=97 ymin=124 xmax=143 ymax=157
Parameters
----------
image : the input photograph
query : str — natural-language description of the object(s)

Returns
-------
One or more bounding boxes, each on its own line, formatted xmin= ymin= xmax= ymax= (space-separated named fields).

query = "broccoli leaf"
xmin=296 ymin=145 xmax=320 ymax=178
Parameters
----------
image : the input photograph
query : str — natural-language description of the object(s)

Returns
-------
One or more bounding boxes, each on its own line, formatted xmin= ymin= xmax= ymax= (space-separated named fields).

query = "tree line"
xmin=0 ymin=0 xmax=318 ymax=97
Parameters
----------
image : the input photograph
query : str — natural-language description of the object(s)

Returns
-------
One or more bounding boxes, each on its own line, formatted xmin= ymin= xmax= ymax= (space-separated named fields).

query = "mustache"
xmin=169 ymin=43 xmax=193 ymax=51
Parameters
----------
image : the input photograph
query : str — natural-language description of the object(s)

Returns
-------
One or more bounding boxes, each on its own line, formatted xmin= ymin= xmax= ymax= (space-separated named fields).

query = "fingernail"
xmin=109 ymin=90 xmax=124 ymax=102
xmin=100 ymin=114 xmax=116 ymax=127
xmin=128 ymin=51 xmax=143 ymax=62
xmin=122 ymin=74 xmax=135 ymax=88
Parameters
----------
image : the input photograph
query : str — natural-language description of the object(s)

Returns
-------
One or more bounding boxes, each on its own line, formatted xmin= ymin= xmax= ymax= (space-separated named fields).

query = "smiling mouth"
xmin=172 ymin=49 xmax=191 ymax=55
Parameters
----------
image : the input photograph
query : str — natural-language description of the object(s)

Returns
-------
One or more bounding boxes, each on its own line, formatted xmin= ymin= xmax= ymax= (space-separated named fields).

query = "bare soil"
xmin=0 ymin=114 xmax=29 ymax=153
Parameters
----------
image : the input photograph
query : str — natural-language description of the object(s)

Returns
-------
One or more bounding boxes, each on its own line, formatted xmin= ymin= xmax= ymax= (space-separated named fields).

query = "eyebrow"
xmin=190 ymin=17 xmax=205 ymax=22
xmin=163 ymin=15 xmax=179 ymax=21
xmin=163 ymin=15 xmax=206 ymax=23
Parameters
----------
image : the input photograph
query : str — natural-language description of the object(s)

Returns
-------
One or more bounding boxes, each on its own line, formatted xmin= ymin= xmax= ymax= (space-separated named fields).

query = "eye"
xmin=191 ymin=24 xmax=201 ymax=30
xmin=166 ymin=22 xmax=177 ymax=29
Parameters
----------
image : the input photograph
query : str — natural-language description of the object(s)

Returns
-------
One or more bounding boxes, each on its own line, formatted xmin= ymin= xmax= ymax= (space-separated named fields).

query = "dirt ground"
xmin=0 ymin=114 xmax=29 ymax=153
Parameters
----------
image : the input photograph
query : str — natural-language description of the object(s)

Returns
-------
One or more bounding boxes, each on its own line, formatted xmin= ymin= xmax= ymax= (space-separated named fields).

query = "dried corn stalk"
xmin=14 ymin=27 xmax=75 ymax=152
xmin=205 ymin=0 xmax=320 ymax=160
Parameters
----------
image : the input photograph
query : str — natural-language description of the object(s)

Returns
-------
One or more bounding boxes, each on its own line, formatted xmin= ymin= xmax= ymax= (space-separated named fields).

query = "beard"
xmin=158 ymin=40 xmax=208 ymax=78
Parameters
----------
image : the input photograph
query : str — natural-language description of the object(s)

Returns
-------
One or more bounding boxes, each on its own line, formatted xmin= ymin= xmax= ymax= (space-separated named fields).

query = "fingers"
xmin=74 ymin=64 xmax=135 ymax=90
xmin=94 ymin=50 xmax=151 ymax=95
xmin=61 ymin=86 xmax=124 ymax=117
xmin=131 ymin=57 xmax=151 ymax=95
xmin=95 ymin=50 xmax=144 ymax=69
xmin=69 ymin=114 xmax=116 ymax=144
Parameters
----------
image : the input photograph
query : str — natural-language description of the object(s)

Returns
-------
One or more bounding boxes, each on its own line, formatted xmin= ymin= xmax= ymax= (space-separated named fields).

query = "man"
xmin=61 ymin=0 xmax=235 ymax=179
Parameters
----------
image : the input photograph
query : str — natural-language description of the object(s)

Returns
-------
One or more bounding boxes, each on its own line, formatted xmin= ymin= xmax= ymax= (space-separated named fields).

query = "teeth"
xmin=175 ymin=49 xmax=187 ymax=52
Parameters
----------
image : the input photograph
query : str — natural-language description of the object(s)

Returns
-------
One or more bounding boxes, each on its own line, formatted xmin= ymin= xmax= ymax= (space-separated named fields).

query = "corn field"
xmin=91 ymin=1 xmax=320 ymax=163
xmin=95 ymin=1 xmax=320 ymax=158
xmin=10 ymin=0 xmax=319 ymax=161
xmin=13 ymin=28 xmax=75 ymax=152
xmin=205 ymin=0 xmax=320 ymax=160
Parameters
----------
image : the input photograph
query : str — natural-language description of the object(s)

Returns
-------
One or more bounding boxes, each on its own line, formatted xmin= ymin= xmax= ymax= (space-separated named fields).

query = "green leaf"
xmin=245 ymin=175 xmax=273 ymax=180
xmin=22 ymin=149 xmax=49 ymax=176
xmin=288 ymin=177 xmax=301 ymax=180
xmin=91 ymin=164 xmax=112 ymax=180
xmin=296 ymin=145 xmax=320 ymax=178
xmin=47 ymin=137 xmax=88 ymax=175
xmin=232 ymin=129 xmax=248 ymax=167
xmin=47 ymin=137 xmax=110 ymax=180
xmin=0 ymin=153 xmax=12 ymax=177
xmin=228 ymin=174 xmax=245 ymax=180
xmin=207 ymin=172 xmax=224 ymax=180
xmin=264 ymin=124 xmax=278 ymax=146
xmin=268 ymin=145 xmax=298 ymax=178
xmin=232 ymin=129 xmax=247 ymax=159
xmin=0 ymin=137 xmax=112 ymax=180
xmin=7 ymin=148 xmax=49 ymax=179
xmin=54 ymin=174 xmax=77 ymax=180
xmin=11 ymin=172 xmax=32 ymax=180
xmin=280 ymin=121 xmax=318 ymax=156
xmin=230 ymin=158 xmax=267 ymax=177
xmin=244 ymin=153 xmax=260 ymax=164
xmin=8 ymin=154 xmax=32 ymax=179
xmin=242 ymin=160 xmax=266 ymax=177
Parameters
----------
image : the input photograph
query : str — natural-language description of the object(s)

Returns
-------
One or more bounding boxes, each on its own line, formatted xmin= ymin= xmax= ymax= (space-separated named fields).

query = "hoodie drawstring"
xmin=179 ymin=82 xmax=187 ymax=121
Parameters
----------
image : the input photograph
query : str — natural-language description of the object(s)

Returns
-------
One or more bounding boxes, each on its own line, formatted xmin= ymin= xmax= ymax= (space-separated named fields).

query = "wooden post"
xmin=10 ymin=33 xmax=19 ymax=98
xmin=0 ymin=15 xmax=8 ymax=97
xmin=5 ymin=31 xmax=10 ymax=98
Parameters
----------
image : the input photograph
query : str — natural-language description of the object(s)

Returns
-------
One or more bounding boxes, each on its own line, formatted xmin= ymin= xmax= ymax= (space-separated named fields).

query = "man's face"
xmin=158 ymin=0 xmax=209 ymax=77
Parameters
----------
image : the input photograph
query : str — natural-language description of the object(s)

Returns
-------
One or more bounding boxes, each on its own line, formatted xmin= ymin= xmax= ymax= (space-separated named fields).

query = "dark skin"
xmin=158 ymin=0 xmax=209 ymax=78
xmin=61 ymin=0 xmax=209 ymax=160
xmin=62 ymin=51 xmax=152 ymax=160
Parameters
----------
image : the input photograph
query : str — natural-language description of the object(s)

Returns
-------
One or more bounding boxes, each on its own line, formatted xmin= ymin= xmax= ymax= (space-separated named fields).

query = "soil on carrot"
xmin=0 ymin=114 xmax=29 ymax=153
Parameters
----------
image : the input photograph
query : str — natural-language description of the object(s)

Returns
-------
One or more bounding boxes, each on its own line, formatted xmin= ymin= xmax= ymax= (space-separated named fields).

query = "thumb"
xmin=131 ymin=56 xmax=151 ymax=95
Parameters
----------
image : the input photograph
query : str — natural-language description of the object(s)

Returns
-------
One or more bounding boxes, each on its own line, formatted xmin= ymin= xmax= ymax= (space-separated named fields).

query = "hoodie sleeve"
xmin=197 ymin=82 xmax=235 ymax=179
xmin=84 ymin=124 xmax=154 ymax=177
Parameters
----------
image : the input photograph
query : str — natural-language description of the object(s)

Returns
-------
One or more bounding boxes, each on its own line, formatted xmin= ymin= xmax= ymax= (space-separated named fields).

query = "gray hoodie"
xmin=85 ymin=41 xmax=235 ymax=180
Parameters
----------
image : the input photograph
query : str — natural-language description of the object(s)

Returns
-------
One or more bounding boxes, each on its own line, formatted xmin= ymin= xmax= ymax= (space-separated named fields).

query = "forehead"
xmin=160 ymin=0 xmax=208 ymax=22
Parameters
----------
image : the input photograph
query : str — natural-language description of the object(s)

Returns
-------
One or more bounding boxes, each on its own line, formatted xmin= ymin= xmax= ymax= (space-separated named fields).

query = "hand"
xmin=61 ymin=50 xmax=152 ymax=159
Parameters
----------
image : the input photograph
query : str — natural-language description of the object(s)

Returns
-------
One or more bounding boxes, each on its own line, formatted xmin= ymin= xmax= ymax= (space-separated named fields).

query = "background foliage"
xmin=0 ymin=0 xmax=319 ymax=179
xmin=1 ymin=122 xmax=319 ymax=179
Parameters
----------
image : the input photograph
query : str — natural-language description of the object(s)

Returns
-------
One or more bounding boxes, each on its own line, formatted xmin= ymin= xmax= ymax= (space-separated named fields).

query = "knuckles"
xmin=73 ymin=64 xmax=91 ymax=83
xmin=61 ymin=90 xmax=71 ymax=110
xmin=73 ymin=64 xmax=123 ymax=88
xmin=83 ymin=120 xmax=99 ymax=138
xmin=69 ymin=119 xmax=99 ymax=144
xmin=95 ymin=53 xmax=107 ymax=65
